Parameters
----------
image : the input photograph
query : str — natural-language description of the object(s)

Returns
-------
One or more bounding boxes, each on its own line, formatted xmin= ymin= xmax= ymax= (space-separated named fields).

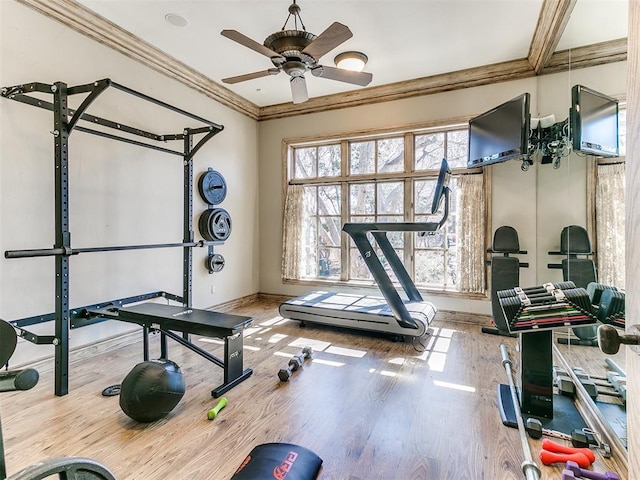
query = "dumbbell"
xmin=300 ymin=346 xmax=313 ymax=361
xmin=278 ymin=355 xmax=304 ymax=382
xmin=525 ymin=418 xmax=572 ymax=441
xmin=539 ymin=450 xmax=592 ymax=468
xmin=277 ymin=346 xmax=313 ymax=382
xmin=541 ymin=438 xmax=595 ymax=463
xmin=207 ymin=396 xmax=228 ymax=420
xmin=562 ymin=460 xmax=620 ymax=480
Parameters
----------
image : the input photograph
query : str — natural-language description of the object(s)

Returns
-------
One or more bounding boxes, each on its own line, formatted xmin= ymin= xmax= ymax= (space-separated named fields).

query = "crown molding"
xmin=16 ymin=0 xmax=261 ymax=120
xmin=16 ymin=0 xmax=628 ymax=122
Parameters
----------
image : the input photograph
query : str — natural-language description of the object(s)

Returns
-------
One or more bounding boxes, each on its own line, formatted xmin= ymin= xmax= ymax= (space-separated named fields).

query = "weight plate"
xmin=198 ymin=168 xmax=227 ymax=205
xmin=102 ymin=384 xmax=121 ymax=396
xmin=206 ymin=253 xmax=225 ymax=273
xmin=198 ymin=210 xmax=215 ymax=241
xmin=199 ymin=208 xmax=232 ymax=242
xmin=0 ymin=320 xmax=17 ymax=367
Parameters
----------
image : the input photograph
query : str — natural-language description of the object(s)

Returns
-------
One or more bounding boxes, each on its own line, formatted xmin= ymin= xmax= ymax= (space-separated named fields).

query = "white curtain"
xmin=282 ymin=184 xmax=304 ymax=281
xmin=595 ymin=163 xmax=625 ymax=288
xmin=456 ymin=174 xmax=486 ymax=293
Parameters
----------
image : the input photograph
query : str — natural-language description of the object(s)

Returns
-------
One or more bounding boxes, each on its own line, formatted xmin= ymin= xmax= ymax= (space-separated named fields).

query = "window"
xmin=283 ymin=126 xmax=486 ymax=294
xmin=588 ymin=105 xmax=627 ymax=288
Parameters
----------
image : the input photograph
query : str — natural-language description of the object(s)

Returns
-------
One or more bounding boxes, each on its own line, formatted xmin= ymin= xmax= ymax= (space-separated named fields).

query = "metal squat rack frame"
xmin=1 ymin=78 xmax=224 ymax=396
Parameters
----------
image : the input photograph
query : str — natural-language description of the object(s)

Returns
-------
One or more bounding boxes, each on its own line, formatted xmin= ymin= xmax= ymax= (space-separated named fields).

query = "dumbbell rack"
xmin=497 ymin=284 xmax=598 ymax=434
xmin=499 ymin=330 xmax=593 ymax=435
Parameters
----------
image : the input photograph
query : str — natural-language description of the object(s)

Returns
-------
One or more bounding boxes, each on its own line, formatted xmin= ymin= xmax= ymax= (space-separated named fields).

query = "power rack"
xmin=1 ymin=79 xmax=235 ymax=396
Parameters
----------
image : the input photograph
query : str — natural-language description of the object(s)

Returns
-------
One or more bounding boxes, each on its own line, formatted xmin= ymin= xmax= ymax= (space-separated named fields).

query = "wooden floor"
xmin=0 ymin=299 xmax=627 ymax=479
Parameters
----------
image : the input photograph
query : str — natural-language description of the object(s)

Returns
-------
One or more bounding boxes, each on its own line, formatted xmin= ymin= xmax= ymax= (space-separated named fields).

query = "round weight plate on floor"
xmin=199 ymin=208 xmax=232 ymax=242
xmin=198 ymin=168 xmax=227 ymax=205
xmin=102 ymin=384 xmax=121 ymax=396
xmin=206 ymin=254 xmax=225 ymax=273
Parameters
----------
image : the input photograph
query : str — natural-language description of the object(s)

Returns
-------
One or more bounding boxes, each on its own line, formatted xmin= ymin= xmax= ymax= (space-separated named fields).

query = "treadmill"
xmin=280 ymin=159 xmax=451 ymax=339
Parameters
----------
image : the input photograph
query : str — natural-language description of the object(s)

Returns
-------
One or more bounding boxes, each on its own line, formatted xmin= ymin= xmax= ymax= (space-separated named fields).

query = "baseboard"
xmin=257 ymin=292 xmax=292 ymax=304
xmin=437 ymin=309 xmax=492 ymax=326
xmin=204 ymin=293 xmax=260 ymax=312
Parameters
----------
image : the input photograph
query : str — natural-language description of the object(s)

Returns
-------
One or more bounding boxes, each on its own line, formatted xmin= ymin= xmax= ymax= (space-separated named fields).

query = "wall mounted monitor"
xmin=467 ymin=93 xmax=531 ymax=168
xmin=571 ymin=85 xmax=619 ymax=157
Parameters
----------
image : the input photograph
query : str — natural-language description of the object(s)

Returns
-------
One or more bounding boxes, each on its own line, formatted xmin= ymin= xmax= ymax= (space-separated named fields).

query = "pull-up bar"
xmin=0 ymin=78 xmax=224 ymax=154
xmin=5 ymin=240 xmax=222 ymax=259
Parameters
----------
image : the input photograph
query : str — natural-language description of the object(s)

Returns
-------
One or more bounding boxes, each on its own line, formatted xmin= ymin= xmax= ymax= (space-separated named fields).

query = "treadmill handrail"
xmin=343 ymin=188 xmax=450 ymax=236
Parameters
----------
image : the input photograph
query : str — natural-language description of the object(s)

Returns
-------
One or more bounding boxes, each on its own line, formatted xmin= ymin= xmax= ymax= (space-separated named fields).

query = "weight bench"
xmin=89 ymin=303 xmax=253 ymax=397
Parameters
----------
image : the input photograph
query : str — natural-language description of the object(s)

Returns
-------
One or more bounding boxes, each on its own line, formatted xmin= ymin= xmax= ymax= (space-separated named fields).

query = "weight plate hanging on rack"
xmin=198 ymin=168 xmax=227 ymax=205
xmin=206 ymin=253 xmax=226 ymax=273
xmin=199 ymin=208 xmax=232 ymax=241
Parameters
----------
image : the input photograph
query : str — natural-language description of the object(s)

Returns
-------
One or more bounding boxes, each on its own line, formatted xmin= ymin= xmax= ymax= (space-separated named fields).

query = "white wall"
xmin=258 ymin=62 xmax=627 ymax=315
xmin=0 ymin=1 xmax=260 ymax=365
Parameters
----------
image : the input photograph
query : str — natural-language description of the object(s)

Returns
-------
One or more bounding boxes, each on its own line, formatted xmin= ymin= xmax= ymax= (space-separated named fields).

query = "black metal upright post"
xmin=53 ymin=82 xmax=71 ymax=396
xmin=0 ymin=408 xmax=6 ymax=479
xmin=183 ymin=129 xmax=194 ymax=309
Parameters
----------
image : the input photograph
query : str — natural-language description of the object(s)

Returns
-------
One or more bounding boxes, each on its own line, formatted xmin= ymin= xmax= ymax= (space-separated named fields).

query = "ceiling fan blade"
xmin=222 ymin=68 xmax=280 ymax=84
xmin=221 ymin=29 xmax=284 ymax=61
xmin=301 ymin=22 xmax=352 ymax=60
xmin=290 ymin=76 xmax=309 ymax=104
xmin=311 ymin=65 xmax=373 ymax=86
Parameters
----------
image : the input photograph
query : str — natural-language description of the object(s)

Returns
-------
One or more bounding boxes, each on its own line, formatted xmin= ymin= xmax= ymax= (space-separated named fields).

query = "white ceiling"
xmin=76 ymin=0 xmax=628 ymax=108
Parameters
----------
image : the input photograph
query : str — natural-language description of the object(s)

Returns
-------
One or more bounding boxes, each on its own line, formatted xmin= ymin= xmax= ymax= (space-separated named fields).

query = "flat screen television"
xmin=467 ymin=93 xmax=531 ymax=169
xmin=571 ymin=85 xmax=619 ymax=157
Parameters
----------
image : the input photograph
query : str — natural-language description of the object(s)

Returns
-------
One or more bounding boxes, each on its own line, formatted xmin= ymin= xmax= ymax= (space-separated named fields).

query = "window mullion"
xmin=404 ymin=133 xmax=414 ymax=274
xmin=341 ymin=140 xmax=349 ymax=281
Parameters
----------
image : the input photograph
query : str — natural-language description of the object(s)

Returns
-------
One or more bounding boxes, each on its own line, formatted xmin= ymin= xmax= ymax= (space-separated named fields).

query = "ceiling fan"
xmin=220 ymin=0 xmax=373 ymax=104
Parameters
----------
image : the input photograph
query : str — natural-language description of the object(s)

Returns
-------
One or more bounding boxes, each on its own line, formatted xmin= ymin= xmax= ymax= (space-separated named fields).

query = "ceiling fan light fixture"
xmin=334 ymin=51 xmax=368 ymax=72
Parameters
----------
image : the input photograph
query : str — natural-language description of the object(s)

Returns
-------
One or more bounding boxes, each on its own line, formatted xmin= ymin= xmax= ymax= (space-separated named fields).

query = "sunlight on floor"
xmin=311 ymin=358 xmax=345 ymax=367
xmin=325 ymin=345 xmax=367 ymax=358
xmin=273 ymin=350 xmax=296 ymax=358
xmin=268 ymin=333 xmax=288 ymax=344
xmin=433 ymin=379 xmax=476 ymax=393
xmin=259 ymin=316 xmax=287 ymax=327
xmin=428 ymin=352 xmax=447 ymax=372
xmin=388 ymin=357 xmax=406 ymax=365
xmin=409 ymin=326 xmax=460 ymax=372
xmin=288 ymin=338 xmax=331 ymax=351
xmin=269 ymin=336 xmax=364 ymax=368
xmin=368 ymin=368 xmax=398 ymax=377
xmin=243 ymin=326 xmax=264 ymax=336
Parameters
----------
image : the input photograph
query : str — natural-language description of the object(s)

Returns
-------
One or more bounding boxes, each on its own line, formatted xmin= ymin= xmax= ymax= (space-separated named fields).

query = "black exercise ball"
xmin=119 ymin=359 xmax=186 ymax=423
